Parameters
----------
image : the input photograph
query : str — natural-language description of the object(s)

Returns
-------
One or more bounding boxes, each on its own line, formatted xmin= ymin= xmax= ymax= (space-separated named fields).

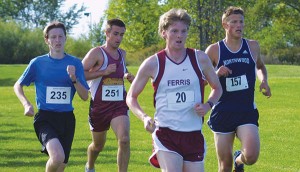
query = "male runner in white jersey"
xmin=206 ymin=6 xmax=271 ymax=172
xmin=126 ymin=9 xmax=222 ymax=172
xmin=14 ymin=21 xmax=89 ymax=172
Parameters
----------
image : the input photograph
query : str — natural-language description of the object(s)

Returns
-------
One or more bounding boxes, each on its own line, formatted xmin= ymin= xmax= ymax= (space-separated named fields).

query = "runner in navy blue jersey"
xmin=205 ymin=6 xmax=271 ymax=172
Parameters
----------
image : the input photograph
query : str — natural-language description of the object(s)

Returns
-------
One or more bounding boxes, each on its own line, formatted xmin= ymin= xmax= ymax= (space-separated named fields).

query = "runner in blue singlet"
xmin=14 ymin=21 xmax=89 ymax=172
xmin=205 ymin=6 xmax=271 ymax=172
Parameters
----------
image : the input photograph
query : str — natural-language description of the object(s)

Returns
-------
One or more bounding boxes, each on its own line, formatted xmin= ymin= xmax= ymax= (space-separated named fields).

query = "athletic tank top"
xmin=214 ymin=38 xmax=256 ymax=112
xmin=152 ymin=48 xmax=205 ymax=132
xmin=88 ymin=47 xmax=128 ymax=114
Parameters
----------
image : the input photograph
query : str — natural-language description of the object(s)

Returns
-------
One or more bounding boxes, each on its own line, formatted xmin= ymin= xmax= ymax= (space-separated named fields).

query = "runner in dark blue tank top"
xmin=205 ymin=6 xmax=271 ymax=172
xmin=215 ymin=38 xmax=256 ymax=112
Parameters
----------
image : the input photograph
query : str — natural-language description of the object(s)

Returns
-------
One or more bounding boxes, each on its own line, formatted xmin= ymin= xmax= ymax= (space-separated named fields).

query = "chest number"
xmin=105 ymin=89 xmax=120 ymax=98
xmin=102 ymin=85 xmax=123 ymax=101
xmin=166 ymin=90 xmax=195 ymax=109
xmin=50 ymin=91 xmax=67 ymax=100
xmin=229 ymin=76 xmax=241 ymax=86
xmin=225 ymin=75 xmax=249 ymax=92
xmin=46 ymin=87 xmax=71 ymax=104
xmin=176 ymin=92 xmax=187 ymax=103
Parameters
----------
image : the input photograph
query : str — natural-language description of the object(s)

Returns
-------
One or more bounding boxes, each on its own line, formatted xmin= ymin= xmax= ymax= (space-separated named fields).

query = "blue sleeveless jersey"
xmin=214 ymin=39 xmax=256 ymax=112
xmin=17 ymin=54 xmax=89 ymax=112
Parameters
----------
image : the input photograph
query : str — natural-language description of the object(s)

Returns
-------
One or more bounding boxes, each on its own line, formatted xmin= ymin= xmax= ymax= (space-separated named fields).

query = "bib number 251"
xmin=102 ymin=85 xmax=123 ymax=101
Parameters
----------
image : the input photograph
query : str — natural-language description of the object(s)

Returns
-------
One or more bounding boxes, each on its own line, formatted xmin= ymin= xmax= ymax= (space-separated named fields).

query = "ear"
xmin=105 ymin=30 xmax=110 ymax=37
xmin=222 ymin=22 xmax=228 ymax=30
xmin=44 ymin=37 xmax=49 ymax=44
xmin=161 ymin=30 xmax=167 ymax=39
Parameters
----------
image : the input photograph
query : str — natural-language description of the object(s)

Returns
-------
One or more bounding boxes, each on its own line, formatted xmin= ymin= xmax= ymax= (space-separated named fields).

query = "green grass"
xmin=0 ymin=64 xmax=299 ymax=171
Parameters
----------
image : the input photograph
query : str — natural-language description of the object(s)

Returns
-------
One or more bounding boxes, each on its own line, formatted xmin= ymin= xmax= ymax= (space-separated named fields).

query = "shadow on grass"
xmin=0 ymin=78 xmax=17 ymax=86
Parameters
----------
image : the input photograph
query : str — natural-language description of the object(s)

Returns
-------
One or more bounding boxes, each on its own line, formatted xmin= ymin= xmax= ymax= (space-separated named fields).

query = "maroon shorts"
xmin=88 ymin=106 xmax=129 ymax=132
xmin=150 ymin=127 xmax=205 ymax=168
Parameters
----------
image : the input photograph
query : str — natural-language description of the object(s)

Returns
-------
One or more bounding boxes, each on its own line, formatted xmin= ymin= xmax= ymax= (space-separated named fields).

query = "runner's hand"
xmin=24 ymin=103 xmax=34 ymax=117
xmin=194 ymin=103 xmax=210 ymax=117
xmin=67 ymin=65 xmax=76 ymax=81
xmin=144 ymin=116 xmax=156 ymax=133
xmin=216 ymin=65 xmax=232 ymax=77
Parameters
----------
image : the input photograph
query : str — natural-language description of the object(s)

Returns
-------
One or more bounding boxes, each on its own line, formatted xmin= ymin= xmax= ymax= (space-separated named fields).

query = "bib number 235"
xmin=46 ymin=87 xmax=71 ymax=104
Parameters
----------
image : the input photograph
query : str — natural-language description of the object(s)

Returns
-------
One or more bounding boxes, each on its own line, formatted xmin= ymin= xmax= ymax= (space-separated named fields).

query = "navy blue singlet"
xmin=214 ymin=38 xmax=256 ymax=112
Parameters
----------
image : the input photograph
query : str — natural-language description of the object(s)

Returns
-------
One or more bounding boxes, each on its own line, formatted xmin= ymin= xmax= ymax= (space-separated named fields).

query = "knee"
xmin=243 ymin=151 xmax=259 ymax=165
xmin=49 ymin=153 xmax=65 ymax=167
xmin=91 ymin=142 xmax=105 ymax=152
xmin=118 ymin=136 xmax=130 ymax=148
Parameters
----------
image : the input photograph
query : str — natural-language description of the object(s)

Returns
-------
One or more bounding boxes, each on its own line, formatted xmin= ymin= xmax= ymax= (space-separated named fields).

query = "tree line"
xmin=0 ymin=0 xmax=299 ymax=65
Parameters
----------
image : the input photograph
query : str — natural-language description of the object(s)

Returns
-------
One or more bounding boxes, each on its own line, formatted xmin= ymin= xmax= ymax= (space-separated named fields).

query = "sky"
xmin=63 ymin=0 xmax=109 ymax=38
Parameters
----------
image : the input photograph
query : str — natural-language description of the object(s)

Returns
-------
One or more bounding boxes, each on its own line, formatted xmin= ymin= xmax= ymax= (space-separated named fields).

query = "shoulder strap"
xmin=186 ymin=48 xmax=205 ymax=104
xmin=152 ymin=49 xmax=166 ymax=107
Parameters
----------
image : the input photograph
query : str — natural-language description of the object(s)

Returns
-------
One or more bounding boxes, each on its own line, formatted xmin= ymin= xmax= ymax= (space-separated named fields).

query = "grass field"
xmin=0 ymin=64 xmax=299 ymax=172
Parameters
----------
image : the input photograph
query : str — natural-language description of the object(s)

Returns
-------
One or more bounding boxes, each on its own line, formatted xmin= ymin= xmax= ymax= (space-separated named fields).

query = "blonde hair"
xmin=222 ymin=6 xmax=244 ymax=23
xmin=158 ymin=9 xmax=191 ymax=38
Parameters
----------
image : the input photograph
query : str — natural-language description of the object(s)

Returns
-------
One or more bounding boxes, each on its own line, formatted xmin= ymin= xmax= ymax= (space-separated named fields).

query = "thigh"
xmin=46 ymin=138 xmax=65 ymax=159
xmin=183 ymin=160 xmax=204 ymax=172
xmin=214 ymin=132 xmax=235 ymax=161
xmin=157 ymin=151 xmax=183 ymax=172
xmin=111 ymin=115 xmax=130 ymax=140
xmin=236 ymin=125 xmax=260 ymax=156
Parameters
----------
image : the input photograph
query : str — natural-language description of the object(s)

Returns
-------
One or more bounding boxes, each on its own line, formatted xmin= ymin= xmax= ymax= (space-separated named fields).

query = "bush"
xmin=0 ymin=20 xmax=47 ymax=64
xmin=277 ymin=47 xmax=300 ymax=65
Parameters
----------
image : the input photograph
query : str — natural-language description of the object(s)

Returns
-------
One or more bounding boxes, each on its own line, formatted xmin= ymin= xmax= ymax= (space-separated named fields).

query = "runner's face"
xmin=163 ymin=21 xmax=188 ymax=50
xmin=106 ymin=25 xmax=126 ymax=49
xmin=45 ymin=28 xmax=66 ymax=53
xmin=224 ymin=14 xmax=244 ymax=38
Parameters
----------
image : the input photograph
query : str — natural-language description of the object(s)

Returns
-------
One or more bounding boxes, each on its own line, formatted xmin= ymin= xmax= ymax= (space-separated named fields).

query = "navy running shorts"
xmin=207 ymin=109 xmax=259 ymax=133
xmin=33 ymin=110 xmax=75 ymax=163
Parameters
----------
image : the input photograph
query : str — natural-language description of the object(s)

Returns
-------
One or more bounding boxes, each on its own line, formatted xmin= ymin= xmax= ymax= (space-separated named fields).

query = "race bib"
xmin=226 ymin=75 xmax=249 ymax=92
xmin=167 ymin=90 xmax=195 ymax=108
xmin=102 ymin=85 xmax=124 ymax=101
xmin=46 ymin=87 xmax=71 ymax=104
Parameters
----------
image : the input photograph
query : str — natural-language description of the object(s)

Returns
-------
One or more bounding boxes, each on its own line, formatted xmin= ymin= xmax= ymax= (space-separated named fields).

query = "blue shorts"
xmin=207 ymin=109 xmax=259 ymax=133
xmin=33 ymin=110 xmax=75 ymax=163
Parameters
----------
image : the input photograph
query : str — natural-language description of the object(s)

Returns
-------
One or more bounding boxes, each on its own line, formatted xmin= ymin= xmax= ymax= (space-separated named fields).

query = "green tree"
xmin=245 ymin=0 xmax=300 ymax=63
xmin=68 ymin=0 xmax=300 ymax=65
xmin=0 ymin=19 xmax=47 ymax=64
xmin=105 ymin=0 xmax=162 ymax=52
xmin=0 ymin=0 xmax=86 ymax=33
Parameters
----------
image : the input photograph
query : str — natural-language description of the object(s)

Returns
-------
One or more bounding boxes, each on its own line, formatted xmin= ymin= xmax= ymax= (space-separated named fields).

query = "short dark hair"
xmin=43 ymin=21 xmax=66 ymax=39
xmin=222 ymin=6 xmax=244 ymax=23
xmin=105 ymin=19 xmax=126 ymax=32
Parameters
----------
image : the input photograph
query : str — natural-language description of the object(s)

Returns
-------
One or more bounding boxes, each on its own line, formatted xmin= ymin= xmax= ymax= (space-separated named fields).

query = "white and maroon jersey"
xmin=152 ymin=48 xmax=205 ymax=132
xmin=88 ymin=47 xmax=128 ymax=114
